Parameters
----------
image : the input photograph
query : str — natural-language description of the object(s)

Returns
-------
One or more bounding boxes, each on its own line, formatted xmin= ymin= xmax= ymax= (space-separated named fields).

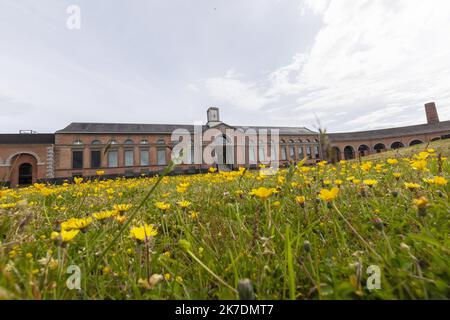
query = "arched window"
xmin=391 ymin=142 xmax=404 ymax=150
xmin=124 ymin=139 xmax=134 ymax=145
xmin=358 ymin=145 xmax=370 ymax=157
xmin=92 ymin=140 xmax=101 ymax=145
xmin=374 ymin=143 xmax=386 ymax=153
xmin=289 ymin=140 xmax=295 ymax=160
xmin=140 ymin=139 xmax=149 ymax=145
xmin=157 ymin=139 xmax=165 ymax=145
xmin=409 ymin=140 xmax=423 ymax=147
xmin=344 ymin=146 xmax=355 ymax=160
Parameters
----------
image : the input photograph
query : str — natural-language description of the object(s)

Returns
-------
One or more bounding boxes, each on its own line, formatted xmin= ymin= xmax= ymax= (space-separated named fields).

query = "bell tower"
xmin=207 ymin=107 xmax=221 ymax=127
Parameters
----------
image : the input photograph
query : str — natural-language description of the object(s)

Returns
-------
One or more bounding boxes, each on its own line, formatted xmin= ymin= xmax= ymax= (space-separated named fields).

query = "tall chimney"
xmin=425 ymin=102 xmax=439 ymax=124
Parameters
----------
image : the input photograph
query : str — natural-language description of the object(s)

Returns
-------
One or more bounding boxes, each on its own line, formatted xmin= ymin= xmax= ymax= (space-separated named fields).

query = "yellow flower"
xmin=352 ymin=179 xmax=361 ymax=185
xmin=295 ymin=196 xmax=306 ymax=205
xmin=0 ymin=203 xmax=16 ymax=209
xmin=208 ymin=167 xmax=217 ymax=173
xmin=393 ymin=172 xmax=402 ymax=179
xmin=115 ymin=215 xmax=127 ymax=224
xmin=177 ymin=200 xmax=192 ymax=208
xmin=114 ymin=204 xmax=132 ymax=214
xmin=61 ymin=217 xmax=93 ymax=231
xmin=93 ymin=210 xmax=115 ymax=220
xmin=432 ymin=176 xmax=448 ymax=186
xmin=164 ymin=273 xmax=171 ymax=281
xmin=414 ymin=152 xmax=430 ymax=160
xmin=249 ymin=187 xmax=274 ymax=200
xmin=74 ymin=177 xmax=84 ymax=184
xmin=411 ymin=160 xmax=427 ymax=171
xmin=387 ymin=159 xmax=399 ymax=165
xmin=404 ymin=182 xmax=420 ymax=191
xmin=155 ymin=201 xmax=171 ymax=211
xmin=96 ymin=170 xmax=105 ymax=176
xmin=51 ymin=230 xmax=80 ymax=243
xmin=334 ymin=179 xmax=343 ymax=186
xmin=363 ymin=179 xmax=378 ymax=187
xmin=272 ymin=201 xmax=281 ymax=208
xmin=176 ymin=186 xmax=187 ymax=193
xmin=360 ymin=162 xmax=373 ymax=172
xmin=130 ymin=224 xmax=158 ymax=242
xmin=190 ymin=211 xmax=199 ymax=219
xmin=318 ymin=187 xmax=339 ymax=202
xmin=413 ymin=197 xmax=429 ymax=209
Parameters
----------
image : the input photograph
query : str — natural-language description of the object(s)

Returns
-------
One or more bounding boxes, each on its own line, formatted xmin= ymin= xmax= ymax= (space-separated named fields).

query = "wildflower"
xmin=0 ymin=203 xmax=16 ymax=209
xmin=363 ymin=179 xmax=378 ymax=187
xmin=177 ymin=200 xmax=192 ymax=209
xmin=176 ymin=276 xmax=183 ymax=283
xmin=190 ymin=211 xmax=199 ymax=219
xmin=411 ymin=160 xmax=428 ymax=171
xmin=393 ymin=172 xmax=402 ymax=179
xmin=295 ymin=196 xmax=306 ymax=207
xmin=404 ymin=182 xmax=420 ymax=191
xmin=61 ymin=217 xmax=93 ymax=231
xmin=164 ymin=273 xmax=171 ymax=281
xmin=74 ymin=177 xmax=84 ymax=184
xmin=130 ymin=224 xmax=158 ymax=242
xmin=96 ymin=170 xmax=105 ymax=176
xmin=208 ymin=167 xmax=217 ymax=173
xmin=249 ymin=187 xmax=274 ymax=200
xmin=115 ymin=215 xmax=127 ymax=224
xmin=138 ymin=274 xmax=164 ymax=290
xmin=360 ymin=162 xmax=373 ymax=172
xmin=155 ymin=201 xmax=171 ymax=211
xmin=50 ymin=230 xmax=80 ymax=244
xmin=432 ymin=176 xmax=448 ymax=186
xmin=318 ymin=187 xmax=339 ymax=202
xmin=114 ymin=204 xmax=132 ymax=214
xmin=334 ymin=179 xmax=343 ymax=186
xmin=387 ymin=159 xmax=398 ymax=165
xmin=26 ymin=253 xmax=33 ymax=259
xmin=413 ymin=197 xmax=429 ymax=209
xmin=272 ymin=201 xmax=281 ymax=208
xmin=352 ymin=179 xmax=361 ymax=185
xmin=413 ymin=197 xmax=429 ymax=217
xmin=414 ymin=152 xmax=430 ymax=160
xmin=372 ymin=217 xmax=385 ymax=231
xmin=93 ymin=210 xmax=115 ymax=221
xmin=176 ymin=185 xmax=187 ymax=193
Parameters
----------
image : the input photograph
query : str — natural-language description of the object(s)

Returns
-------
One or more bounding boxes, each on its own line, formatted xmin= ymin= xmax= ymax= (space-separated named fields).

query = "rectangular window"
xmin=281 ymin=146 xmax=287 ymax=161
xmin=72 ymin=151 xmax=83 ymax=169
xmin=289 ymin=146 xmax=295 ymax=160
xmin=249 ymin=146 xmax=256 ymax=163
xmin=108 ymin=150 xmax=118 ymax=168
xmin=140 ymin=149 xmax=149 ymax=166
xmin=125 ymin=150 xmax=134 ymax=167
xmin=91 ymin=150 xmax=101 ymax=169
xmin=270 ymin=145 xmax=278 ymax=161
xmin=315 ymin=146 xmax=320 ymax=159
xmin=306 ymin=146 xmax=312 ymax=159
xmin=157 ymin=148 xmax=166 ymax=165
xmin=259 ymin=147 xmax=266 ymax=162
xmin=299 ymin=146 xmax=305 ymax=160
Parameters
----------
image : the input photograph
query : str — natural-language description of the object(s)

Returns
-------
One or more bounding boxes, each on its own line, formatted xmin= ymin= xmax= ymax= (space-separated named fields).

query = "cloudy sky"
xmin=1 ymin=0 xmax=450 ymax=133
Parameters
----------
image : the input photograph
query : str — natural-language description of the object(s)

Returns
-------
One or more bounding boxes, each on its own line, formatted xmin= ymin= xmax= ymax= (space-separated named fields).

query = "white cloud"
xmin=205 ymin=0 xmax=450 ymax=131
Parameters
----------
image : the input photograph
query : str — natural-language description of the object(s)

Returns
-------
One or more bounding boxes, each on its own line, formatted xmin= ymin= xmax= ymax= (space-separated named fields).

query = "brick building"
xmin=1 ymin=102 xmax=449 ymax=187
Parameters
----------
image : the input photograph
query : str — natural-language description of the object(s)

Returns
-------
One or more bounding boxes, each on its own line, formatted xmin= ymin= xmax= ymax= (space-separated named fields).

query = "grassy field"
xmin=0 ymin=141 xmax=449 ymax=300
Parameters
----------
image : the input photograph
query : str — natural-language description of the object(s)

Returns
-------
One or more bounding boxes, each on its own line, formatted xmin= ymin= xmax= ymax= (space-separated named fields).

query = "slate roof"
xmin=328 ymin=121 xmax=450 ymax=141
xmin=56 ymin=122 xmax=317 ymax=136
xmin=0 ymin=134 xmax=55 ymax=144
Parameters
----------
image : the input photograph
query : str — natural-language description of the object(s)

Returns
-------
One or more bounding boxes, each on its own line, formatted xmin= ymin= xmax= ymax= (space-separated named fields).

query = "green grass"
xmin=0 ymin=143 xmax=449 ymax=300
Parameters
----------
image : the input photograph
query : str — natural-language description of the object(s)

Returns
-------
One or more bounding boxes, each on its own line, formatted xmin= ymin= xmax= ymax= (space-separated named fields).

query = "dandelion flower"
xmin=177 ymin=200 xmax=192 ymax=208
xmin=155 ymin=201 xmax=171 ymax=211
xmin=318 ymin=188 xmax=339 ymax=202
xmin=51 ymin=230 xmax=80 ymax=243
xmin=130 ymin=224 xmax=158 ymax=242
xmin=249 ymin=187 xmax=274 ymax=200
xmin=404 ymin=182 xmax=420 ymax=191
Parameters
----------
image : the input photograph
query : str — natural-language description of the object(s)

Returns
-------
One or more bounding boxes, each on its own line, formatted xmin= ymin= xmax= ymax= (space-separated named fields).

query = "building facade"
xmin=1 ymin=102 xmax=449 ymax=187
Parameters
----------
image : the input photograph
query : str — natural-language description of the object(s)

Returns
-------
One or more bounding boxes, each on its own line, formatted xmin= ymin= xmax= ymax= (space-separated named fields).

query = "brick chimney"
xmin=425 ymin=102 xmax=440 ymax=124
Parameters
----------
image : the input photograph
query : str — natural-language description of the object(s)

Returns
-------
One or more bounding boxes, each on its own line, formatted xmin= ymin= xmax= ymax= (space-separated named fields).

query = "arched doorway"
xmin=374 ymin=143 xmax=386 ymax=153
xmin=391 ymin=142 xmax=404 ymax=150
xmin=358 ymin=145 xmax=370 ymax=157
xmin=344 ymin=146 xmax=355 ymax=160
xmin=7 ymin=153 xmax=39 ymax=187
xmin=409 ymin=140 xmax=423 ymax=147
xmin=19 ymin=163 xmax=33 ymax=186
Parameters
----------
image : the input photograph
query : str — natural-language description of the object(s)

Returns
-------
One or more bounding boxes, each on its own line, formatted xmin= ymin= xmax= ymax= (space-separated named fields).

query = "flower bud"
xmin=237 ymin=279 xmax=255 ymax=300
